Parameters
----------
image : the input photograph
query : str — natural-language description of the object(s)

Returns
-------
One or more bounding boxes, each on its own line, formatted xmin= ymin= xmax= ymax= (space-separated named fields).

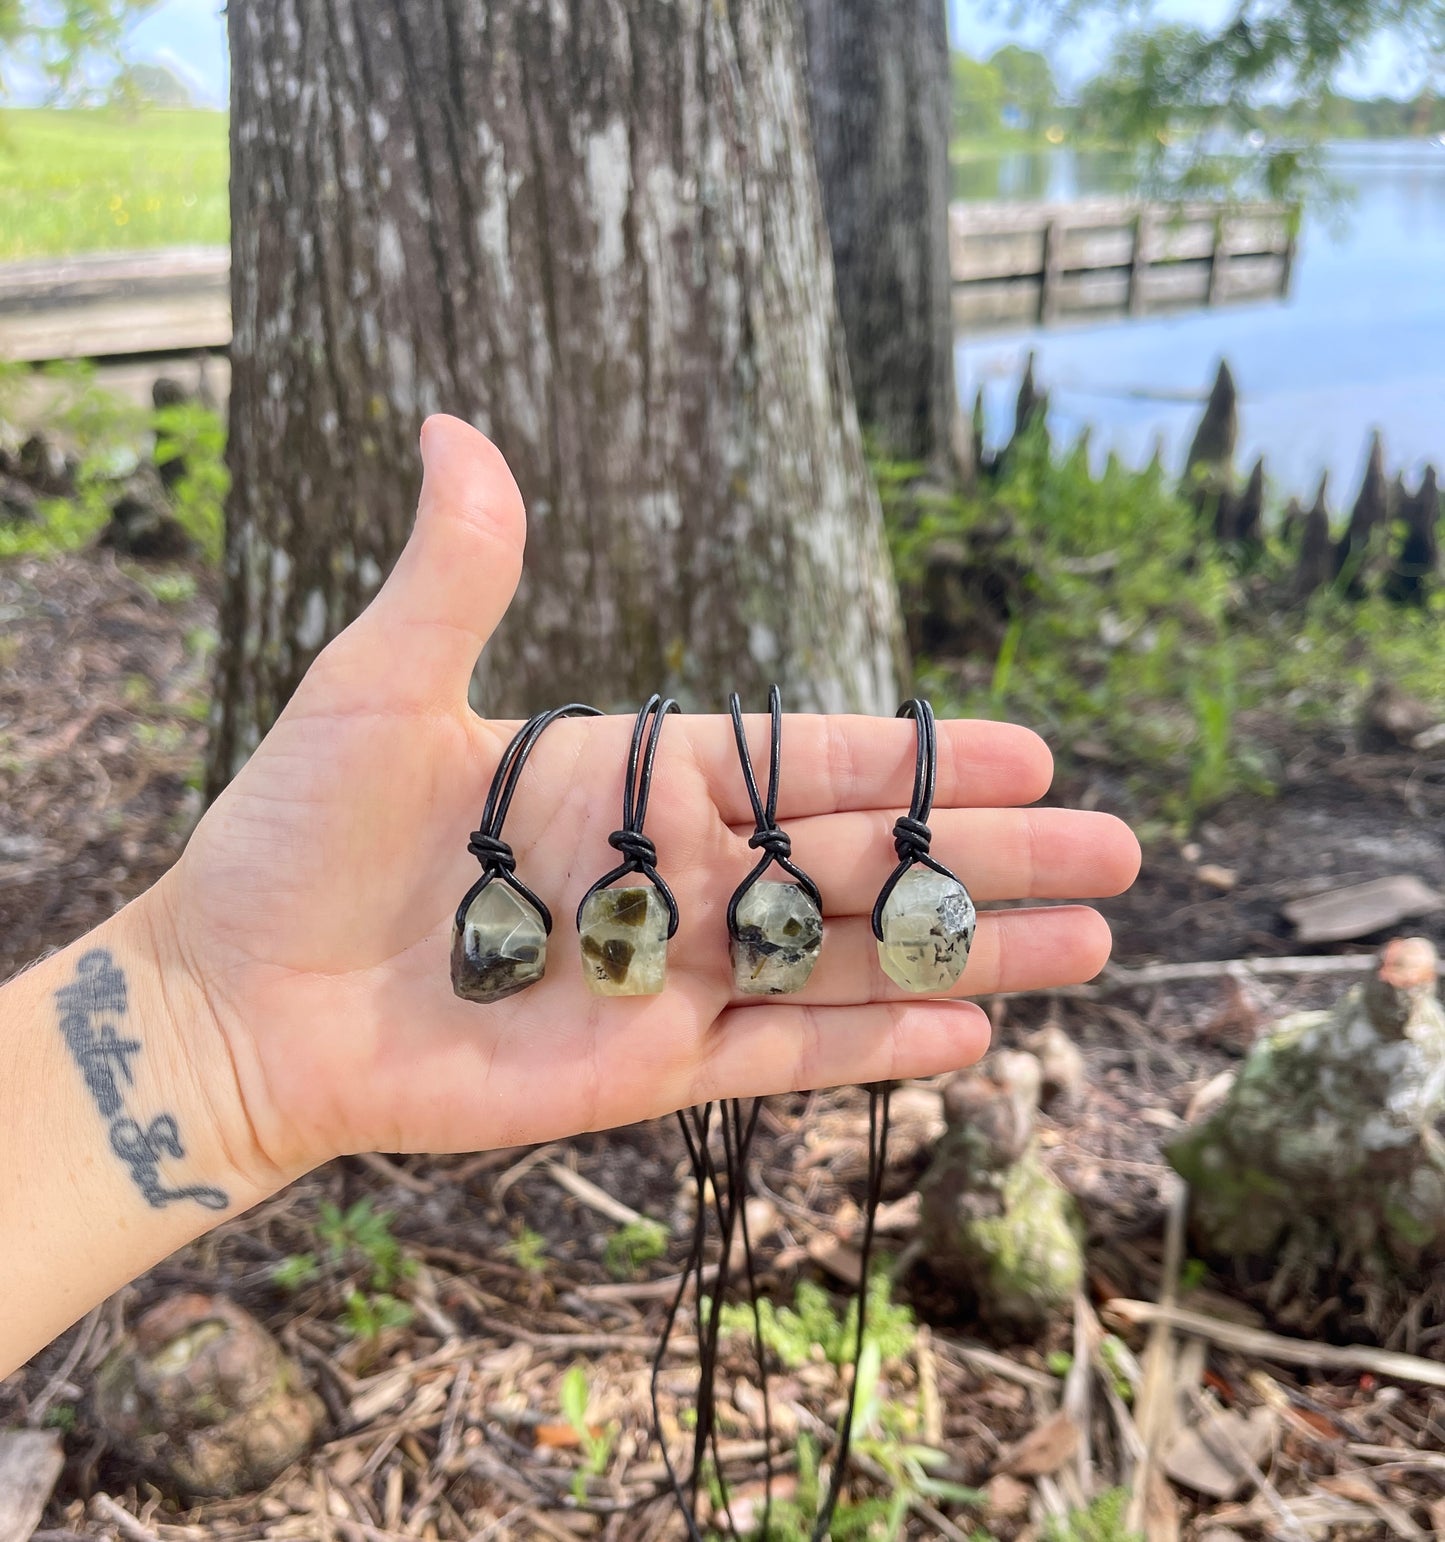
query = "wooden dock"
xmin=0 ymin=197 xmax=1297 ymax=364
xmin=0 ymin=247 xmax=229 ymax=363
xmin=951 ymin=198 xmax=1297 ymax=330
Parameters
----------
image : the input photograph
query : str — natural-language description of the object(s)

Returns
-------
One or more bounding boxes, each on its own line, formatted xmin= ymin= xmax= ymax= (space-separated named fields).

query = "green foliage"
xmin=0 ymin=1 xmax=158 ymax=106
xmin=989 ymin=44 xmax=1057 ymax=133
xmin=881 ymin=426 xmax=1445 ymax=835
xmin=559 ymin=1364 xmax=616 ymax=1503
xmin=317 ymin=1197 xmax=416 ymax=1292
xmin=41 ymin=1401 xmax=77 ymax=1432
xmin=603 ymin=1216 xmax=668 ymax=1279
xmin=1097 ymin=1336 xmax=1134 ymax=1405
xmin=0 ymin=106 xmax=228 ymax=259
xmin=153 ymin=397 xmax=228 ymax=561
xmin=341 ymin=1288 xmax=412 ymax=1341
xmin=0 ymin=361 xmax=226 ymax=564
xmin=271 ymin=1252 xmax=322 ymax=1291
xmin=1042 ymin=1487 xmax=1141 ymax=1542
xmin=135 ymin=568 xmax=198 ymax=605
xmin=950 ymin=44 xmax=1062 ymax=148
xmin=718 ymin=1272 xmax=915 ymax=1371
xmin=503 ymin=1226 xmax=549 ymax=1277
xmin=1066 ymin=0 xmax=1445 ymax=197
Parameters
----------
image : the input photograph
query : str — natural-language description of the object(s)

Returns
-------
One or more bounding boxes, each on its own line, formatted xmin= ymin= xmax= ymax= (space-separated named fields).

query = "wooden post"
xmin=1038 ymin=217 xmax=1061 ymax=323
xmin=1127 ymin=209 xmax=1150 ymax=315
xmin=1206 ymin=214 xmax=1227 ymax=305
xmin=1280 ymin=207 xmax=1299 ymax=299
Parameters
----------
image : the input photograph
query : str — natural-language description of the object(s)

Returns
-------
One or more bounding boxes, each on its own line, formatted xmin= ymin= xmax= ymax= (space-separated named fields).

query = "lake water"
xmin=955 ymin=141 xmax=1445 ymax=502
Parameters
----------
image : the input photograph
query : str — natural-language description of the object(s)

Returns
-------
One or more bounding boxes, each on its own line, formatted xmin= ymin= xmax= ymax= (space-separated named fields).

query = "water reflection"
xmin=952 ymin=146 xmax=1142 ymax=202
xmin=955 ymin=141 xmax=1445 ymax=500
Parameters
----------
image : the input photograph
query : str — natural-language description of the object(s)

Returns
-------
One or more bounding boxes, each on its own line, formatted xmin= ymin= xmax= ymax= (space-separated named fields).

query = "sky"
xmin=949 ymin=0 xmax=1428 ymax=97
xmin=7 ymin=0 xmax=1429 ymax=108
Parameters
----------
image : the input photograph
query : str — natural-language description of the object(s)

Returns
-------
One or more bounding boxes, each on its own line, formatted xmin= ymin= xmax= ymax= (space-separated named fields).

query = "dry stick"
xmin=1061 ymin=1293 xmax=1093 ymax=1503
xmin=90 ymin=1496 xmax=161 ymax=1542
xmin=1104 ymin=1300 xmax=1445 ymax=1390
xmin=1124 ymin=1177 xmax=1188 ymax=1537
xmin=1105 ymin=955 xmax=1375 ymax=988
xmin=1022 ymin=954 xmax=1377 ymax=1000
xmin=932 ymin=1337 xmax=1060 ymax=1395
xmin=1184 ymin=1387 xmax=1312 ymax=1542
xmin=357 ymin=1152 xmax=436 ymax=1195
xmin=575 ymin=1264 xmax=720 ymax=1304
xmin=542 ymin=1161 xmax=650 ymax=1227
xmin=478 ymin=1317 xmax=698 ymax=1357
xmin=28 ymin=1305 xmax=101 ymax=1425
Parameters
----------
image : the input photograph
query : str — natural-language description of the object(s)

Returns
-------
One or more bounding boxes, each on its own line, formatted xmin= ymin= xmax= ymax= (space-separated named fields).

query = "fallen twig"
xmin=90 ymin=1495 xmax=161 ymax=1542
xmin=1125 ymin=1177 xmax=1187 ymax=1537
xmin=543 ymin=1161 xmax=650 ymax=1228
xmin=1104 ymin=1300 xmax=1445 ymax=1389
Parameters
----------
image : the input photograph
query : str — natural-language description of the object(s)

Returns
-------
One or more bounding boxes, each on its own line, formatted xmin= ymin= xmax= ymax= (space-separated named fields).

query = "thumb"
xmin=357 ymin=414 xmax=527 ymax=696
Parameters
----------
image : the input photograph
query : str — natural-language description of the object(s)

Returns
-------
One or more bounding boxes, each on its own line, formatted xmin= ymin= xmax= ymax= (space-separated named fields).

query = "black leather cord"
xmin=726 ymin=685 xmax=822 ymax=936
xmin=810 ymin=1081 xmax=892 ymax=1541
xmin=576 ymin=694 xmax=682 ymax=937
xmin=455 ymin=702 xmax=600 ymax=933
xmin=869 ymin=698 xmax=966 ymax=940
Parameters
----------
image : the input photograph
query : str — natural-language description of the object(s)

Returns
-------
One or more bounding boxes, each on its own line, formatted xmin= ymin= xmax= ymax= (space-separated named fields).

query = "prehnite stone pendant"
xmin=877 ymin=866 xmax=976 ymax=994
xmin=451 ymin=882 xmax=548 ymax=1003
xmin=579 ymin=886 xmax=669 ymax=996
xmin=730 ymin=880 xmax=823 ymax=995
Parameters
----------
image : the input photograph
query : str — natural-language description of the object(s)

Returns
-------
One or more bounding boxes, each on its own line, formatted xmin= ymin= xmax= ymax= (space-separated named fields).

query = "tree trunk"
xmin=799 ymin=0 xmax=967 ymax=477
xmin=210 ymin=0 xmax=906 ymax=791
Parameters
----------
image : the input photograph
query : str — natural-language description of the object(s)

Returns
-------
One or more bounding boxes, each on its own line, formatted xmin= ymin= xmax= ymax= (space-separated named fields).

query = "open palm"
xmin=157 ymin=417 xmax=1138 ymax=1185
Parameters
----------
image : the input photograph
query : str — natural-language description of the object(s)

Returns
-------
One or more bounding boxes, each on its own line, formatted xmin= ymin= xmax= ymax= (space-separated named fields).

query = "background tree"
xmin=1073 ymin=0 xmax=1445 ymax=195
xmin=800 ymin=0 xmax=969 ymax=477
xmin=210 ymin=0 xmax=906 ymax=790
xmin=988 ymin=44 xmax=1056 ymax=134
xmin=950 ymin=51 xmax=1005 ymax=138
xmin=0 ymin=0 xmax=156 ymax=102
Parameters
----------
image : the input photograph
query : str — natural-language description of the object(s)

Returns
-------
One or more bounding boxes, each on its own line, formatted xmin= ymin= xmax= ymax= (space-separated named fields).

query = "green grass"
xmin=0 ymin=107 xmax=228 ymax=260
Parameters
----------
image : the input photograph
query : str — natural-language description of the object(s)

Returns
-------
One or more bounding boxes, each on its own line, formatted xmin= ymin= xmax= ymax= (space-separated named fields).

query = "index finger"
xmin=681 ymin=712 xmax=1054 ymax=825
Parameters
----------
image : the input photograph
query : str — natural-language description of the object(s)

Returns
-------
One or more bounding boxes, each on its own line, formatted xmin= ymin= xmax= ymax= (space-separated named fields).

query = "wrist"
xmin=125 ymin=873 xmax=294 ymax=1202
xmin=0 ymin=886 xmax=286 ymax=1373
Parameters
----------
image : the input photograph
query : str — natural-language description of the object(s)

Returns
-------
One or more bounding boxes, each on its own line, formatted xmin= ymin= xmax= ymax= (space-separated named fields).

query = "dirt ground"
xmin=6 ymin=548 xmax=1445 ymax=1541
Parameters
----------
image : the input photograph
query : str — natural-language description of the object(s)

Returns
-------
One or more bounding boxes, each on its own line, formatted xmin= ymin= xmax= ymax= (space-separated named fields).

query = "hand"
xmin=156 ymin=417 xmax=1139 ymax=1186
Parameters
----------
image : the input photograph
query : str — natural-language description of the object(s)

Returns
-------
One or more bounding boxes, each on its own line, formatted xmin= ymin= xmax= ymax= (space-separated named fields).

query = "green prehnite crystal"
xmin=877 ymin=866 xmax=975 ymax=994
xmin=730 ymin=880 xmax=823 ymax=995
xmin=451 ymin=882 xmax=547 ymax=1003
xmin=579 ymin=886 xmax=669 ymax=997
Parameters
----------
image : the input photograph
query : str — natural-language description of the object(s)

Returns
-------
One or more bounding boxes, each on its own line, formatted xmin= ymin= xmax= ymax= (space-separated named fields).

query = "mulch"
xmin=6 ymin=548 xmax=1445 ymax=1540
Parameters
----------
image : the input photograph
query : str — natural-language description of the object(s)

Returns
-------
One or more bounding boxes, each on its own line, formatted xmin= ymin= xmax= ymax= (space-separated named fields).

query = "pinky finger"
xmin=682 ymin=998 xmax=993 ymax=1109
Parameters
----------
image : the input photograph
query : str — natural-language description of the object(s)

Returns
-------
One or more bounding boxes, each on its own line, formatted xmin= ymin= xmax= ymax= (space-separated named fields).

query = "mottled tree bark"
xmin=211 ymin=0 xmax=907 ymax=792
xmin=800 ymin=0 xmax=967 ymax=476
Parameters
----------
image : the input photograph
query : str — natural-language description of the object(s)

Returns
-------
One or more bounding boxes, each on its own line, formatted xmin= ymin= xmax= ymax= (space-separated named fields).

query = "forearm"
xmin=1 ymin=883 xmax=282 ymax=1375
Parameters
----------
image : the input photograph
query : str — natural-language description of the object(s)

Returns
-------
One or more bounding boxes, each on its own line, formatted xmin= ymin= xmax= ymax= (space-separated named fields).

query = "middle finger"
xmin=731 ymin=805 xmax=1139 ymax=914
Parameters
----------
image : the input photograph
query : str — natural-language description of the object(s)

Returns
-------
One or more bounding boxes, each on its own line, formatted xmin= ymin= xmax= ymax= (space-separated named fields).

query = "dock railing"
xmin=950 ymin=198 xmax=1298 ymax=330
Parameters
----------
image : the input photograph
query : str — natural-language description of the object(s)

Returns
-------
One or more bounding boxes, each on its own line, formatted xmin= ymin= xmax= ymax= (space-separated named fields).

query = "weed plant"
xmin=881 ymin=425 xmax=1445 ymax=834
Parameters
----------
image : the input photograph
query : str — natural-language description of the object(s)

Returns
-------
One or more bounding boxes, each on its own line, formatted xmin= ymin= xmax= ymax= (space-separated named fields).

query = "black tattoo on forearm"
xmin=56 ymin=949 xmax=229 ymax=1212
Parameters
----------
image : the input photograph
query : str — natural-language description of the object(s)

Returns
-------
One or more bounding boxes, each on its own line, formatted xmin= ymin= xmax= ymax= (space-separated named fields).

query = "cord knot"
xmin=748 ymin=825 xmax=792 ymax=862
xmin=468 ymin=831 xmax=517 ymax=873
xmin=608 ymin=828 xmax=658 ymax=869
xmin=892 ymin=814 xmax=932 ymax=863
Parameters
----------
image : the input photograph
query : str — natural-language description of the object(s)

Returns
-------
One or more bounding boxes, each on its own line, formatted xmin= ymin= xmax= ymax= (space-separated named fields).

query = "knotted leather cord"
xmin=652 ymin=696 xmax=907 ymax=1540
xmin=455 ymin=702 xmax=601 ymax=933
xmin=576 ymin=694 xmax=682 ymax=937
xmin=870 ymin=698 xmax=966 ymax=939
xmin=726 ymin=686 xmax=822 ymax=935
